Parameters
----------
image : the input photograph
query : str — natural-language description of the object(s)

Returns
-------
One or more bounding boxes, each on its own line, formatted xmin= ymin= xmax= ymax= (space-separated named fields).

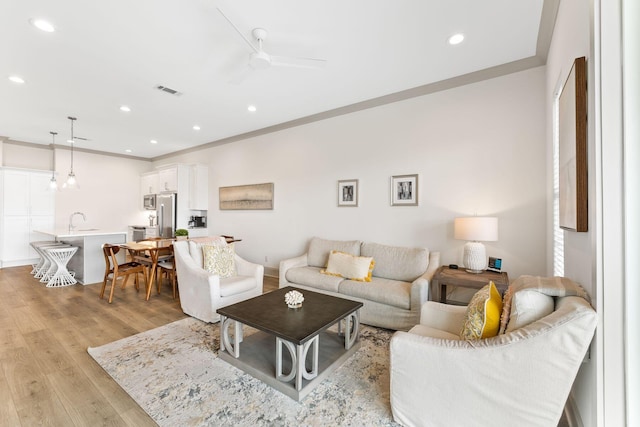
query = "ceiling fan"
xmin=217 ymin=7 xmax=327 ymax=83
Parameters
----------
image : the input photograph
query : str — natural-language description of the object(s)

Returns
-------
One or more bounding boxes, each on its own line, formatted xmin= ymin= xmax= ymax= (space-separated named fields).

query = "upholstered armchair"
xmin=390 ymin=277 xmax=597 ymax=427
xmin=173 ymin=237 xmax=263 ymax=323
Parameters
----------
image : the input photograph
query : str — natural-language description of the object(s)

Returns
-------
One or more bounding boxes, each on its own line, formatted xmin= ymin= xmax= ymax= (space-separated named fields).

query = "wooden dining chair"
xmin=157 ymin=244 xmax=178 ymax=299
xmin=100 ymin=243 xmax=147 ymax=303
xmin=131 ymin=238 xmax=173 ymax=296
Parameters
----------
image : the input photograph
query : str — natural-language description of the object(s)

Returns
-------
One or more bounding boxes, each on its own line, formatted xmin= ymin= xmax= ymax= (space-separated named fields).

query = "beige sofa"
xmin=279 ymin=237 xmax=440 ymax=331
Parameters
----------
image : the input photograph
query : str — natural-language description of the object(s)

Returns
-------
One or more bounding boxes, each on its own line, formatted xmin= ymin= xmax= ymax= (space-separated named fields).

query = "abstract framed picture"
xmin=558 ymin=56 xmax=588 ymax=231
xmin=219 ymin=182 xmax=274 ymax=210
xmin=337 ymin=179 xmax=358 ymax=207
xmin=391 ymin=174 xmax=418 ymax=206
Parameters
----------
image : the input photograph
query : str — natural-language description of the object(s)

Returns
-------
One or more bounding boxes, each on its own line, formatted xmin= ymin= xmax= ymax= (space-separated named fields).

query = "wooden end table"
xmin=430 ymin=266 xmax=509 ymax=305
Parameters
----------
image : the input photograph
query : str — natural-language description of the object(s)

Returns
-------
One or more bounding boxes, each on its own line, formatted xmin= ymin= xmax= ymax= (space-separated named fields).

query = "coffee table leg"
xmin=343 ymin=311 xmax=360 ymax=350
xmin=220 ymin=316 xmax=243 ymax=358
xmin=276 ymin=336 xmax=319 ymax=391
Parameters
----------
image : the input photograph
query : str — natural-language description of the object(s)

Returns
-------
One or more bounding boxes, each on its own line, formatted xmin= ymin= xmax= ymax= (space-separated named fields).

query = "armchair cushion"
xmin=188 ymin=236 xmax=226 ymax=268
xmin=460 ymin=281 xmax=503 ymax=339
xmin=505 ymin=290 xmax=554 ymax=333
xmin=219 ymin=275 xmax=258 ymax=297
xmin=203 ymin=243 xmax=235 ymax=278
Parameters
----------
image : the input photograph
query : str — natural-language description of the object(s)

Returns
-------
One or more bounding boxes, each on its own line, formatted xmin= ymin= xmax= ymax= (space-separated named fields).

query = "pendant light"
xmin=63 ymin=116 xmax=79 ymax=190
xmin=48 ymin=131 xmax=58 ymax=191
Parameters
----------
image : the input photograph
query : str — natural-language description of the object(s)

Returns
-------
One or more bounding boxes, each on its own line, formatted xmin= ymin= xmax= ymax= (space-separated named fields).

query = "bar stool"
xmin=44 ymin=246 xmax=78 ymax=287
xmin=32 ymin=242 xmax=68 ymax=279
xmin=30 ymin=240 xmax=56 ymax=275
xmin=39 ymin=243 xmax=72 ymax=283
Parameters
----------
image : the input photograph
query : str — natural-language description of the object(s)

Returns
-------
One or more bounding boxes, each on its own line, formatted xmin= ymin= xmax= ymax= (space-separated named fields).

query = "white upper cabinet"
xmin=140 ymin=172 xmax=159 ymax=195
xmin=3 ymin=169 xmax=54 ymax=217
xmin=158 ymin=167 xmax=178 ymax=192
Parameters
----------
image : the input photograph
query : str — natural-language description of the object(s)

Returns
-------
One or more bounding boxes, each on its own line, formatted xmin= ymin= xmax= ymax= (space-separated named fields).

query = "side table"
xmin=430 ymin=266 xmax=509 ymax=305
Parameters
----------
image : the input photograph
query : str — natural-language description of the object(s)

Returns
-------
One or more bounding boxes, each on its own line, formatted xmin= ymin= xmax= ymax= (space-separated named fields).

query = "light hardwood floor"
xmin=0 ymin=265 xmax=278 ymax=426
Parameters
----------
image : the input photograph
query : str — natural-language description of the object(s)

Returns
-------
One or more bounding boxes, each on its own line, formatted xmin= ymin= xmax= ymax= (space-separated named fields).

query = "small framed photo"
xmin=337 ymin=179 xmax=358 ymax=207
xmin=391 ymin=174 xmax=418 ymax=206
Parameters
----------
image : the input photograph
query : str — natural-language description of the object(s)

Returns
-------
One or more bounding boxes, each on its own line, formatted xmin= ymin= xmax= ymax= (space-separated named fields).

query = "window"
xmin=553 ymin=92 xmax=564 ymax=276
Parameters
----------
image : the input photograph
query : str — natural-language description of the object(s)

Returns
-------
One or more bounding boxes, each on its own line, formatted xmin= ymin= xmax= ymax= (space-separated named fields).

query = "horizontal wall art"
xmin=391 ymin=174 xmax=418 ymax=206
xmin=337 ymin=179 xmax=358 ymax=207
xmin=219 ymin=183 xmax=274 ymax=210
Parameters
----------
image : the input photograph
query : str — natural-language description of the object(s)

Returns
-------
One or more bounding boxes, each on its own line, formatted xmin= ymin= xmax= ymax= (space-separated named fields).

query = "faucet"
xmin=69 ymin=211 xmax=86 ymax=233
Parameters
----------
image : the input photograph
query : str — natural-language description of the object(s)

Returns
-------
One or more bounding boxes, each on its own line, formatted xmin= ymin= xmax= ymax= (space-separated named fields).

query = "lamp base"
xmin=463 ymin=241 xmax=487 ymax=273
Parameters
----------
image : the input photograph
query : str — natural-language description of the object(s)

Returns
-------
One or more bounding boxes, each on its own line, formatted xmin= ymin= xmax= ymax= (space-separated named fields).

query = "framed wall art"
xmin=219 ymin=182 xmax=274 ymax=210
xmin=337 ymin=179 xmax=358 ymax=207
xmin=558 ymin=56 xmax=588 ymax=232
xmin=391 ymin=174 xmax=418 ymax=206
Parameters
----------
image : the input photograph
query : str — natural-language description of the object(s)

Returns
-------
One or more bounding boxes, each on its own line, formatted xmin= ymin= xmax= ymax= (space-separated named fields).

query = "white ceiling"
xmin=0 ymin=0 xmax=553 ymax=160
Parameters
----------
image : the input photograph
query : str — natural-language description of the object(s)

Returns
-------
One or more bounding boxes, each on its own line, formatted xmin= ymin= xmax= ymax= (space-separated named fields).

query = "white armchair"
xmin=173 ymin=238 xmax=263 ymax=323
xmin=390 ymin=289 xmax=597 ymax=427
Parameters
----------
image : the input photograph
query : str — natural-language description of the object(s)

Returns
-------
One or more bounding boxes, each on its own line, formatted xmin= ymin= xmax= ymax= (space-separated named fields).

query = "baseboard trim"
xmin=564 ymin=392 xmax=583 ymax=427
xmin=264 ymin=266 xmax=278 ymax=278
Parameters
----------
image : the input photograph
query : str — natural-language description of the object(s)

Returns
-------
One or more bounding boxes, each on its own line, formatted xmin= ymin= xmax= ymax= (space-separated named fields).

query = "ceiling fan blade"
xmin=216 ymin=7 xmax=258 ymax=53
xmin=229 ymin=64 xmax=255 ymax=84
xmin=270 ymin=55 xmax=327 ymax=69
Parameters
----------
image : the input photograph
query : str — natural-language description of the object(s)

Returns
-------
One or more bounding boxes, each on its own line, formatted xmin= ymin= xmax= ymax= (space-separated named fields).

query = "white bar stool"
xmin=39 ymin=244 xmax=72 ymax=283
xmin=30 ymin=240 xmax=55 ymax=275
xmin=45 ymin=246 xmax=78 ymax=287
xmin=32 ymin=242 xmax=68 ymax=279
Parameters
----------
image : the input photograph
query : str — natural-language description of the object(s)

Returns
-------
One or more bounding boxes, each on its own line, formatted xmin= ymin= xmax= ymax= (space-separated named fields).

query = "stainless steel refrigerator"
xmin=156 ymin=193 xmax=177 ymax=238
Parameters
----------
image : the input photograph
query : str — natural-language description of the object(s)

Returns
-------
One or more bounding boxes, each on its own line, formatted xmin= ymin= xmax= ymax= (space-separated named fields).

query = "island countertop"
xmin=35 ymin=229 xmax=128 ymax=239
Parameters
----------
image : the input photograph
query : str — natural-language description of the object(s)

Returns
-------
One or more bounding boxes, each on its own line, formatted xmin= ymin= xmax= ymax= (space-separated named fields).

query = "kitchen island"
xmin=35 ymin=229 xmax=127 ymax=285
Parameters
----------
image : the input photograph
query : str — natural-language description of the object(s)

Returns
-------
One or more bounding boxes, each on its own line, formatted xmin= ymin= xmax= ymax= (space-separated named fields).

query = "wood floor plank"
xmin=0 ymin=369 xmax=21 ymax=427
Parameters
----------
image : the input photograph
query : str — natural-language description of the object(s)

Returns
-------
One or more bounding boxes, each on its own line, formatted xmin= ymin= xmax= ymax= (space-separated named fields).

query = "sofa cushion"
xmin=203 ymin=243 xmax=235 ymax=278
xmin=285 ymin=266 xmax=344 ymax=293
xmin=307 ymin=237 xmax=361 ymax=268
xmin=188 ymin=236 xmax=226 ymax=268
xmin=505 ymin=290 xmax=555 ymax=333
xmin=219 ymin=275 xmax=256 ymax=297
xmin=460 ymin=281 xmax=503 ymax=340
xmin=409 ymin=324 xmax=461 ymax=340
xmin=322 ymin=250 xmax=375 ymax=281
xmin=339 ymin=277 xmax=411 ymax=310
xmin=360 ymin=242 xmax=428 ymax=282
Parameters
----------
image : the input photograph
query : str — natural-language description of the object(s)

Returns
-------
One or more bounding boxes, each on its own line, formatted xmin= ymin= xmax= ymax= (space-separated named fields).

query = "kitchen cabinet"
xmin=0 ymin=169 xmax=55 ymax=267
xmin=189 ymin=164 xmax=208 ymax=210
xmin=158 ymin=167 xmax=178 ymax=192
xmin=141 ymin=171 xmax=159 ymax=195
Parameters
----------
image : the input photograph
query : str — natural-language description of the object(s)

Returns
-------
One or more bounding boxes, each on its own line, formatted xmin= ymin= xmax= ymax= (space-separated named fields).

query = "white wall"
xmin=158 ymin=67 xmax=547 ymax=279
xmin=2 ymin=143 xmax=152 ymax=232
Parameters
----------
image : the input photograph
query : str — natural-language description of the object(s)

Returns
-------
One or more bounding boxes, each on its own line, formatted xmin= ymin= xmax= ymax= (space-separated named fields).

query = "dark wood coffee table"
xmin=216 ymin=286 xmax=363 ymax=401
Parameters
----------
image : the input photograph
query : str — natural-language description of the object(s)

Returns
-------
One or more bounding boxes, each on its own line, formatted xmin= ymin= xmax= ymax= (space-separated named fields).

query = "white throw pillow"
xmin=321 ymin=250 xmax=374 ymax=282
xmin=505 ymin=290 xmax=555 ymax=333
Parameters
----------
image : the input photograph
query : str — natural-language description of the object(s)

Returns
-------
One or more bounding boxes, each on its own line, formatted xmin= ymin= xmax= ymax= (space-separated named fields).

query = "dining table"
xmin=120 ymin=239 xmax=174 ymax=300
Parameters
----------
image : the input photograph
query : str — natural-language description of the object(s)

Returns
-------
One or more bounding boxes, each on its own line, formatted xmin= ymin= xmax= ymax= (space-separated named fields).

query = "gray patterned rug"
xmin=88 ymin=317 xmax=400 ymax=427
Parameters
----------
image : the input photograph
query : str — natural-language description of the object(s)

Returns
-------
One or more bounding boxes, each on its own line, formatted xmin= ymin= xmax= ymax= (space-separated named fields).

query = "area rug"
xmin=88 ymin=317 xmax=400 ymax=426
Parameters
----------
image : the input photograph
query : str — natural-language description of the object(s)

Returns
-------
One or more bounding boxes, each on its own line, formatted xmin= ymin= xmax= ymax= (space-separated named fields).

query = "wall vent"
xmin=155 ymin=85 xmax=182 ymax=96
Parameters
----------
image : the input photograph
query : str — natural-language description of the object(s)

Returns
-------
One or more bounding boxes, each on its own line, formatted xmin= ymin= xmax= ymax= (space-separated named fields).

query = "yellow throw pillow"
xmin=460 ymin=281 xmax=503 ymax=340
xmin=321 ymin=250 xmax=375 ymax=282
xmin=202 ymin=243 xmax=235 ymax=278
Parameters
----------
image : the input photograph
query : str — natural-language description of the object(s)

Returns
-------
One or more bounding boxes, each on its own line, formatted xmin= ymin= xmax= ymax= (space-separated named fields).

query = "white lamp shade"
xmin=454 ymin=217 xmax=498 ymax=242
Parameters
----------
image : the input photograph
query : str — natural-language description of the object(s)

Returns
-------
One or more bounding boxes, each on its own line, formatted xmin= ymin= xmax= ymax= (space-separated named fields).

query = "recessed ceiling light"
xmin=448 ymin=33 xmax=465 ymax=45
xmin=150 ymin=139 xmax=158 ymax=144
xmin=8 ymin=75 xmax=25 ymax=84
xmin=29 ymin=18 xmax=55 ymax=33
xmin=125 ymin=149 xmax=132 ymax=153
xmin=247 ymin=105 xmax=257 ymax=112
xmin=120 ymin=105 xmax=131 ymax=112
xmin=193 ymin=125 xmax=201 ymax=131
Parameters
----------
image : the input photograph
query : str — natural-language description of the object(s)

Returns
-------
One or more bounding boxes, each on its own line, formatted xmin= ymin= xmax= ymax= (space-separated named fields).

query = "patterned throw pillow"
xmin=460 ymin=281 xmax=503 ymax=340
xmin=320 ymin=250 xmax=375 ymax=282
xmin=202 ymin=243 xmax=235 ymax=278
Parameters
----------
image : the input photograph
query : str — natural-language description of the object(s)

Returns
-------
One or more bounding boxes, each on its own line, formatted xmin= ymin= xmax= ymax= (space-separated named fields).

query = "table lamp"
xmin=454 ymin=216 xmax=498 ymax=273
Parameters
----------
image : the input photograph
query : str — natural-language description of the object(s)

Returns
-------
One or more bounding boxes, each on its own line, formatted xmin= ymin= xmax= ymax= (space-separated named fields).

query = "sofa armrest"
xmin=419 ymin=301 xmax=467 ymax=334
xmin=235 ymin=254 xmax=264 ymax=293
xmin=279 ymin=253 xmax=308 ymax=288
xmin=409 ymin=251 xmax=440 ymax=310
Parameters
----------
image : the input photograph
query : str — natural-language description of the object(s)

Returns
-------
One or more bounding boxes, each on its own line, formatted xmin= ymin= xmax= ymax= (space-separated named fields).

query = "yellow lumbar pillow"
xmin=321 ymin=250 xmax=375 ymax=282
xmin=460 ymin=281 xmax=503 ymax=340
